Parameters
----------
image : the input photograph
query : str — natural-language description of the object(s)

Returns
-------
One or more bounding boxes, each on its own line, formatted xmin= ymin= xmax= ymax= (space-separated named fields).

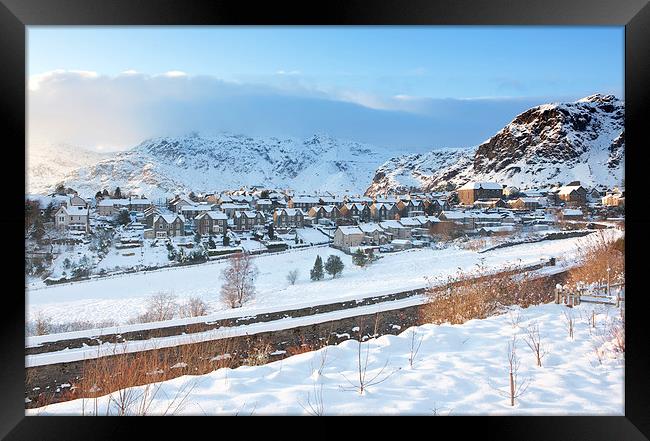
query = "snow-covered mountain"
xmin=26 ymin=144 xmax=111 ymax=195
xmin=366 ymin=94 xmax=625 ymax=195
xmin=44 ymin=134 xmax=401 ymax=199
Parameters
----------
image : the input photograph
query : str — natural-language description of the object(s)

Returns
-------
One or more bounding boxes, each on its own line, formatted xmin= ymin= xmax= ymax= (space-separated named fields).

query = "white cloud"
xmin=27 ymin=69 xmax=557 ymax=152
xmin=275 ymin=70 xmax=301 ymax=76
xmin=160 ymin=70 xmax=188 ymax=78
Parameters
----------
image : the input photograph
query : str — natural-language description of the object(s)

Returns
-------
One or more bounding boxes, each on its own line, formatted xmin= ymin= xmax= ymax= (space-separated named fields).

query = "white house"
xmin=54 ymin=205 xmax=90 ymax=233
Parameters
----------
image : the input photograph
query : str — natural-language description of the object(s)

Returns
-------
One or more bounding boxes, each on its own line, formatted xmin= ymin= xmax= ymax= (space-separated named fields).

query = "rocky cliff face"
xmin=366 ymin=94 xmax=624 ymax=195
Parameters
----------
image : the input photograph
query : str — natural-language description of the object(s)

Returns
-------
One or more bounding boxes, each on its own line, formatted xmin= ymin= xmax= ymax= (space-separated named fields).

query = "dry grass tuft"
xmin=568 ymin=231 xmax=624 ymax=287
xmin=420 ymin=264 xmax=555 ymax=325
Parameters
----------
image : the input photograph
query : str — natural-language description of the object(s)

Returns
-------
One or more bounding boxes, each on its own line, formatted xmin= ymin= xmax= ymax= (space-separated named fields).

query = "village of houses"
xmin=24 ymin=180 xmax=625 ymax=287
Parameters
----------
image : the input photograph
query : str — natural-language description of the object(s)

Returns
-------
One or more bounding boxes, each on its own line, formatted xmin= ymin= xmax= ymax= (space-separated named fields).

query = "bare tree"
xmin=286 ymin=269 xmax=299 ymax=285
xmin=562 ymin=309 xmax=575 ymax=340
xmin=341 ymin=319 xmax=401 ymax=395
xmin=220 ymin=253 xmax=259 ymax=308
xmin=34 ymin=312 xmax=52 ymax=336
xmin=408 ymin=329 xmax=424 ymax=369
xmin=178 ymin=297 xmax=209 ymax=318
xmin=300 ymin=382 xmax=325 ymax=416
xmin=524 ymin=323 xmax=548 ymax=367
xmin=506 ymin=335 xmax=530 ymax=406
xmin=508 ymin=309 xmax=522 ymax=329
xmin=143 ymin=292 xmax=178 ymax=322
xmin=489 ymin=335 xmax=530 ymax=407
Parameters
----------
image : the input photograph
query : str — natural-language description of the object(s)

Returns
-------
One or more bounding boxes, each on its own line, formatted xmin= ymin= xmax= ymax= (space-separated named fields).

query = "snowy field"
xmin=26 ymin=230 xmax=622 ymax=327
xmin=28 ymin=302 xmax=624 ymax=415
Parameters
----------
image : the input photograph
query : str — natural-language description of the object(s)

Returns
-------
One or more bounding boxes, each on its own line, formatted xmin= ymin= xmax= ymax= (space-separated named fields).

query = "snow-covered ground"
xmin=27 ymin=227 xmax=333 ymax=289
xmin=28 ymin=302 xmax=624 ymax=415
xmin=26 ymin=230 xmax=622 ymax=327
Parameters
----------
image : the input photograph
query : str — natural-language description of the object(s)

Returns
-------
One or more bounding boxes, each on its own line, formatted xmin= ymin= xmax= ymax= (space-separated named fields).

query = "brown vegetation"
xmin=567 ymin=231 xmax=624 ymax=287
xmin=420 ymin=264 xmax=556 ymax=325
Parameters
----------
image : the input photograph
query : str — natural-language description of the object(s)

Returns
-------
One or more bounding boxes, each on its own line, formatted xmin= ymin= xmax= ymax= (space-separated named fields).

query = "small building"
xmin=358 ymin=222 xmax=388 ymax=245
xmin=503 ymin=186 xmax=520 ymax=198
xmin=273 ymin=208 xmax=305 ymax=228
xmin=97 ymin=198 xmax=128 ymax=216
xmin=438 ymin=211 xmax=476 ymax=230
xmin=339 ymin=203 xmax=371 ymax=222
xmin=220 ymin=203 xmax=251 ymax=218
xmin=457 ymin=182 xmax=503 ymax=205
xmin=379 ymin=220 xmax=411 ymax=240
xmin=602 ymin=192 xmax=625 ymax=208
xmin=54 ymin=205 xmax=89 ymax=233
xmin=560 ymin=208 xmax=584 ymax=221
xmin=153 ymin=214 xmax=186 ymax=238
xmin=288 ymin=196 xmax=320 ymax=211
xmin=318 ymin=195 xmax=346 ymax=208
xmin=168 ymin=195 xmax=195 ymax=213
xmin=473 ymin=198 xmax=507 ymax=209
xmin=68 ymin=194 xmax=89 ymax=208
xmin=143 ymin=206 xmax=161 ymax=228
xmin=255 ymin=199 xmax=274 ymax=213
xmin=557 ymin=183 xmax=587 ymax=206
xmin=370 ymin=202 xmax=398 ymax=221
xmin=391 ymin=239 xmax=413 ymax=251
xmin=309 ymin=205 xmax=340 ymax=221
xmin=333 ymin=226 xmax=365 ymax=249
xmin=195 ymin=211 xmax=228 ymax=235
xmin=508 ymin=197 xmax=541 ymax=211
xmin=233 ymin=210 xmax=266 ymax=231
xmin=179 ymin=203 xmax=217 ymax=220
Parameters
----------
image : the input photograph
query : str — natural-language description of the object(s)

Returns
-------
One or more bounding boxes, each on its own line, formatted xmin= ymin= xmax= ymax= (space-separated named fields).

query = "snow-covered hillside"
xmin=37 ymin=134 xmax=400 ymax=199
xmin=26 ymin=144 xmax=110 ymax=195
xmin=28 ymin=301 xmax=624 ymax=415
xmin=366 ymin=94 xmax=625 ymax=195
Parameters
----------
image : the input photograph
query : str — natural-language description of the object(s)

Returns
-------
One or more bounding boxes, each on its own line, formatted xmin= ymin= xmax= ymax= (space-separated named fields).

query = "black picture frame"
xmin=2 ymin=0 xmax=648 ymax=438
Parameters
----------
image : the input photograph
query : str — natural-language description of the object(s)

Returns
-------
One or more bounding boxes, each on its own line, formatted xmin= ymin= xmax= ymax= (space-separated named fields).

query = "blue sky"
xmin=28 ymin=26 xmax=624 ymax=151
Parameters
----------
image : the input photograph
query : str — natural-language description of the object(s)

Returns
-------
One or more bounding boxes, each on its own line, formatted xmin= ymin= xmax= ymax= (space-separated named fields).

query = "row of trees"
xmin=94 ymin=187 xmax=134 ymax=200
xmin=310 ymin=255 xmax=344 ymax=281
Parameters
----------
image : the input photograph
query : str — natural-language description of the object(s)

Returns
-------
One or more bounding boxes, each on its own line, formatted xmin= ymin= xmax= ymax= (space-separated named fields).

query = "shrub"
xmin=178 ymin=297 xmax=210 ymax=318
xmin=324 ymin=255 xmax=344 ymax=278
xmin=286 ymin=269 xmax=299 ymax=285
xmin=420 ymin=264 xmax=555 ymax=325
xmin=568 ymin=230 xmax=624 ymax=287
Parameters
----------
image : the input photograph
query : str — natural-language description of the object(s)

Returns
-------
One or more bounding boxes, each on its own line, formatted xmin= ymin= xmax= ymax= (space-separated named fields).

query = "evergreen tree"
xmin=267 ymin=223 xmax=275 ymax=240
xmin=95 ymin=191 xmax=103 ymax=200
xmin=310 ymin=255 xmax=324 ymax=281
xmin=114 ymin=187 xmax=122 ymax=199
xmin=116 ymin=209 xmax=131 ymax=225
xmin=294 ymin=232 xmax=299 ymax=244
xmin=31 ymin=217 xmax=45 ymax=242
xmin=194 ymin=231 xmax=202 ymax=244
xmin=223 ymin=230 xmax=230 ymax=246
xmin=189 ymin=191 xmax=198 ymax=202
xmin=260 ymin=190 xmax=270 ymax=199
xmin=324 ymin=255 xmax=344 ymax=278
xmin=55 ymin=183 xmax=66 ymax=195
xmin=352 ymin=248 xmax=368 ymax=267
xmin=43 ymin=201 xmax=55 ymax=222
xmin=102 ymin=189 xmax=109 ymax=197
xmin=208 ymin=235 xmax=216 ymax=249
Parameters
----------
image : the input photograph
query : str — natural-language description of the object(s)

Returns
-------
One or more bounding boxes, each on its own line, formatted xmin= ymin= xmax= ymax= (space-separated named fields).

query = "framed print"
xmin=2 ymin=0 xmax=649 ymax=438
